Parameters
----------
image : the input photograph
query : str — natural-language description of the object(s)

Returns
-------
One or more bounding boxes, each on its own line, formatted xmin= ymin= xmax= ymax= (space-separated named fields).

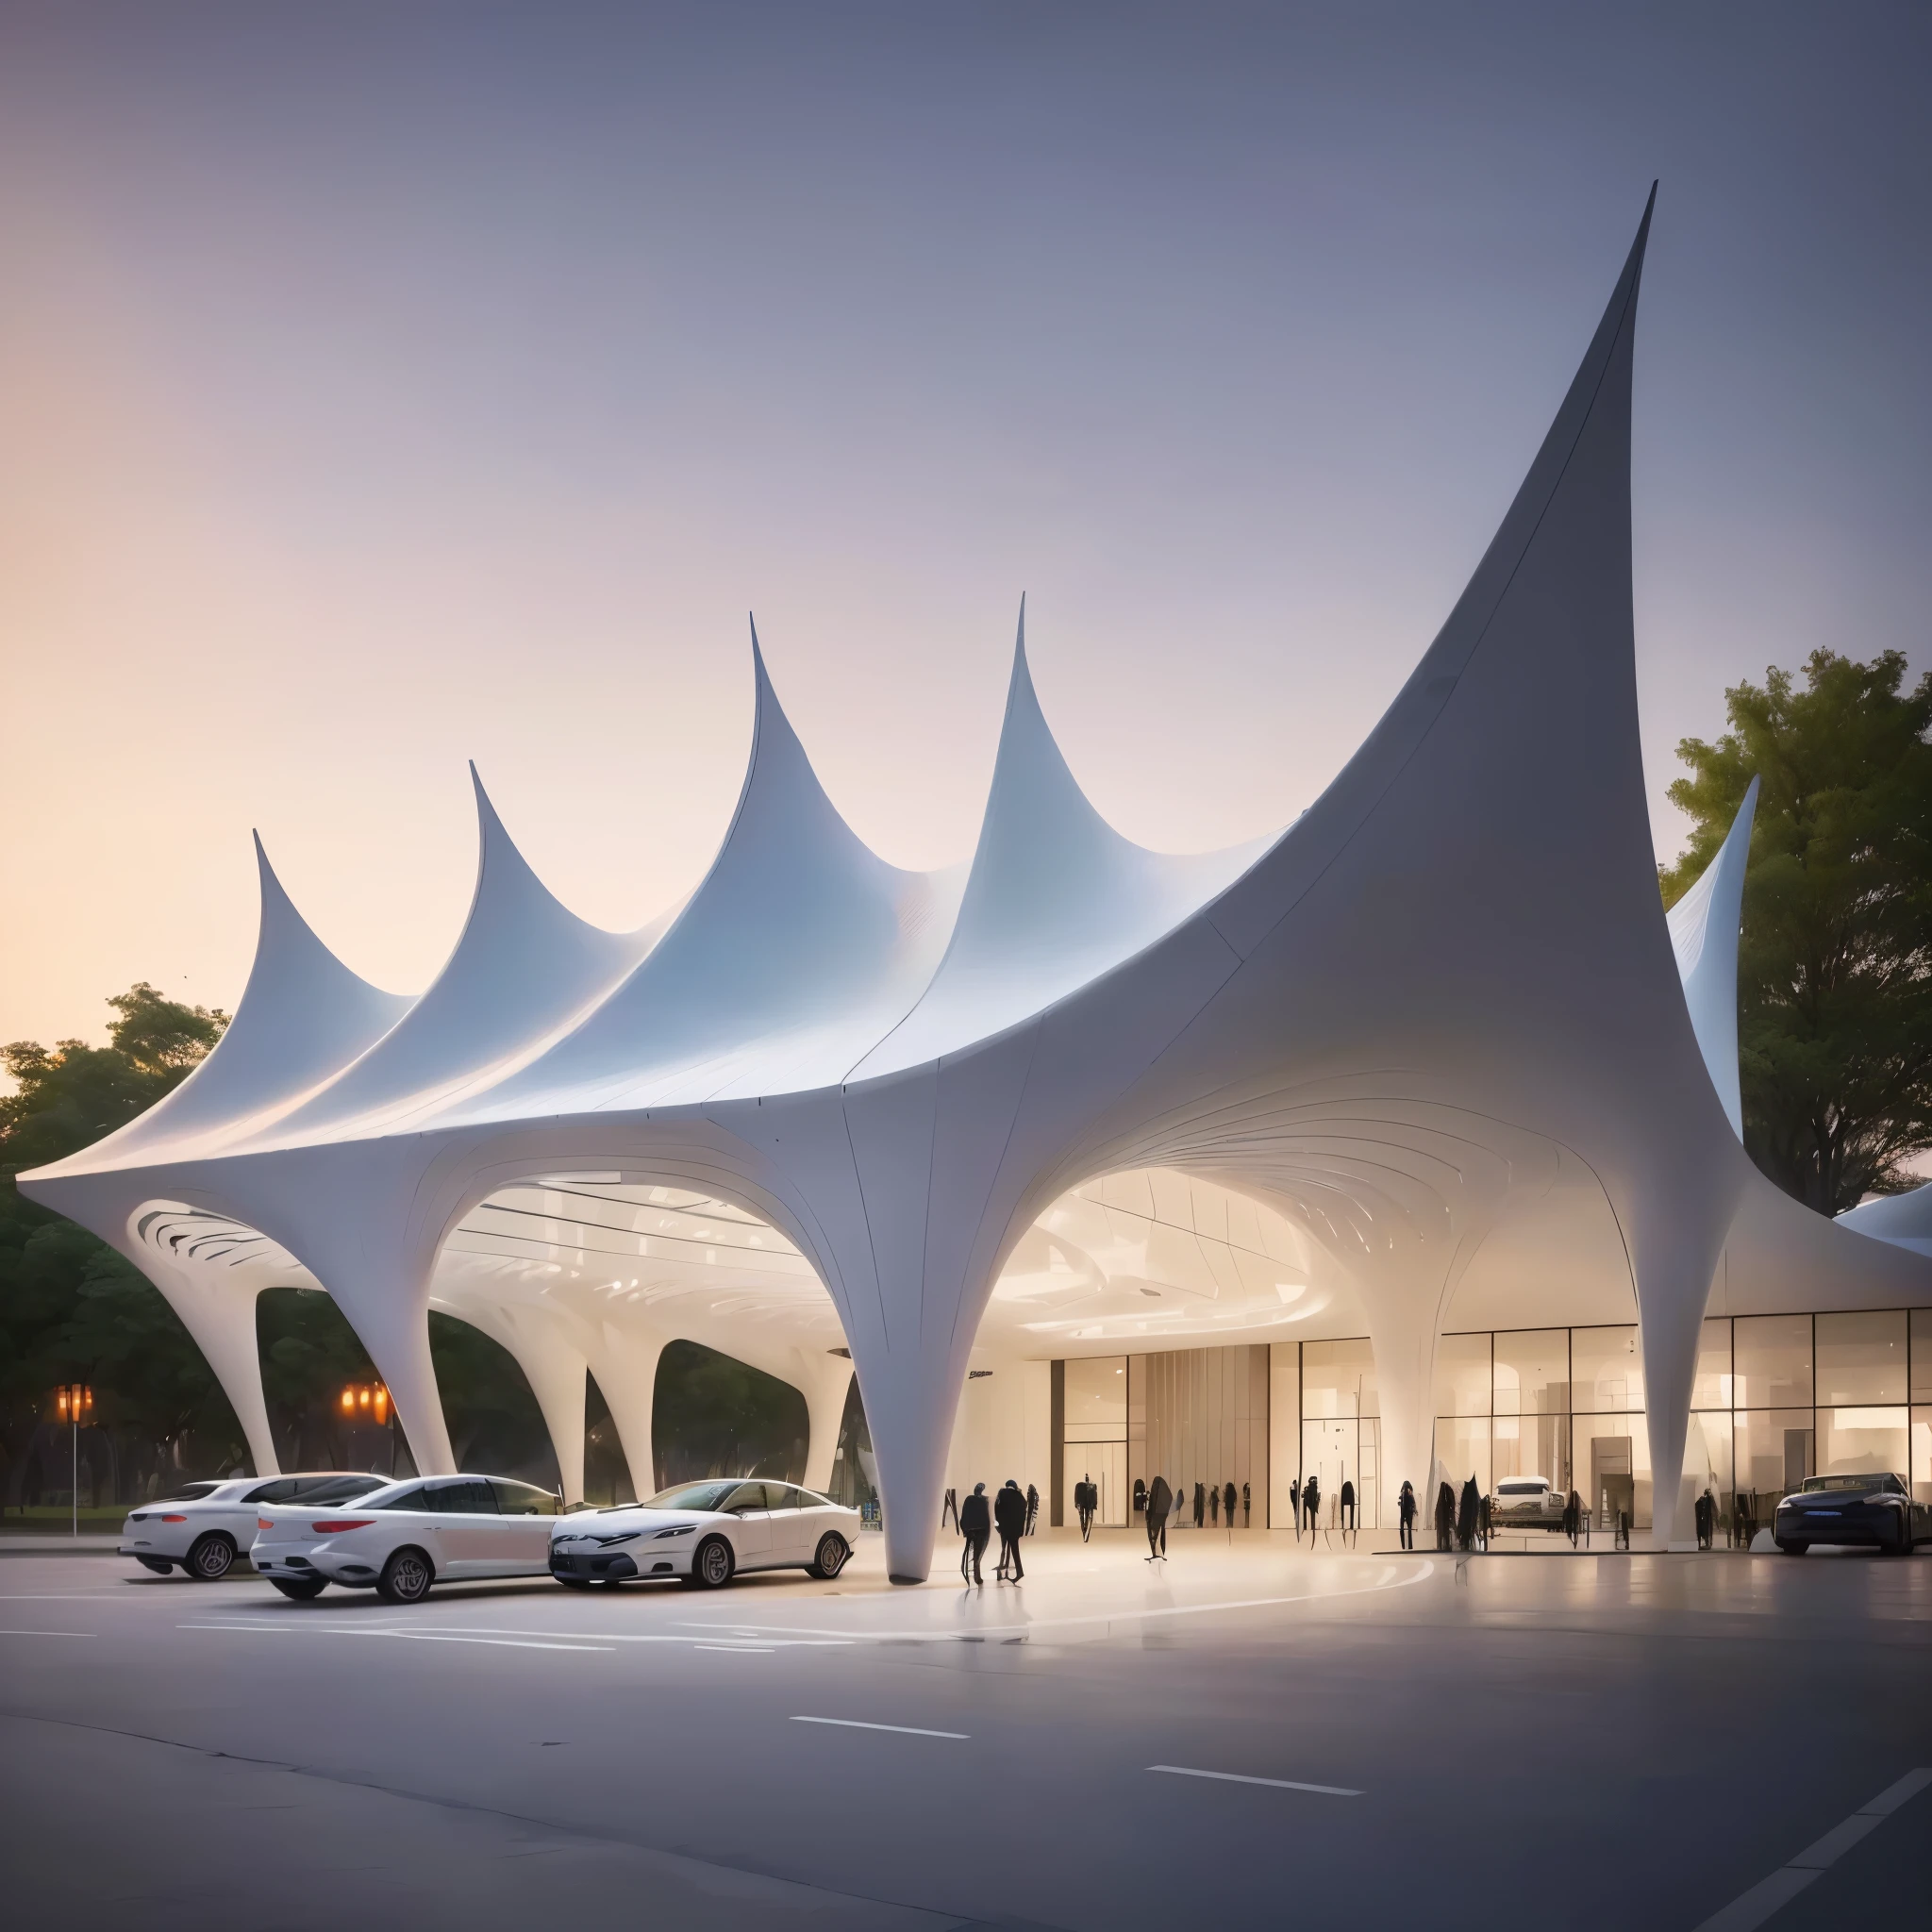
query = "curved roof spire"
xmin=1667 ymin=774 xmax=1759 ymax=1138
xmin=858 ymin=598 xmax=1266 ymax=1075
xmin=476 ymin=617 xmax=960 ymax=1111
xmin=64 ymin=834 xmax=415 ymax=1161
xmin=269 ymin=765 xmax=657 ymax=1135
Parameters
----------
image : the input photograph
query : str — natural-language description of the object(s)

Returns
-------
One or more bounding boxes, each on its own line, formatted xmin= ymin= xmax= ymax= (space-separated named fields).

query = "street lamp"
xmin=55 ymin=1384 xmax=93 ymax=1537
xmin=339 ymin=1382 xmax=394 ymax=1474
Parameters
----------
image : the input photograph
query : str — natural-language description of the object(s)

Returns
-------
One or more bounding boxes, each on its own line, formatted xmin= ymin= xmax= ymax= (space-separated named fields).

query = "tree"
xmin=1661 ymin=650 xmax=1932 ymax=1214
xmin=0 ymin=987 xmax=239 ymax=1489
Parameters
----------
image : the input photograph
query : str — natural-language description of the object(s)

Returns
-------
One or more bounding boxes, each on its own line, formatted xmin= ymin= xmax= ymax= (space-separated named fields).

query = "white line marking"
xmin=695 ymin=1644 xmax=774 ymax=1653
xmin=1692 ymin=1767 xmax=1932 ymax=1931
xmin=0 ymin=1629 xmax=96 ymax=1638
xmin=177 ymin=1624 xmax=611 ymax=1653
xmin=791 ymin=1717 xmax=967 ymax=1740
xmin=1149 ymin=1764 xmax=1360 ymax=1797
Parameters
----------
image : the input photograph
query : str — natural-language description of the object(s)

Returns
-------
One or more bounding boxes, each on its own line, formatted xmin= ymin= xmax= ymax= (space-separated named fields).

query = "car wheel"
xmin=270 ymin=1576 xmax=328 ymax=1601
xmin=134 ymin=1556 xmax=172 ymax=1575
xmin=186 ymin=1532 xmax=237 ymax=1581
xmin=810 ymin=1533 xmax=849 ymax=1580
xmin=1774 ymin=1539 xmax=1807 ymax=1556
xmin=376 ymin=1546 xmax=434 ymax=1604
xmin=689 ymin=1536 xmax=735 ymax=1590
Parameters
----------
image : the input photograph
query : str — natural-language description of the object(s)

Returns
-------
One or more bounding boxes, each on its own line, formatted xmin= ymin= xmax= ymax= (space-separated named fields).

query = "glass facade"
xmin=1065 ymin=1309 xmax=1932 ymax=1542
xmin=1274 ymin=1307 xmax=1932 ymax=1541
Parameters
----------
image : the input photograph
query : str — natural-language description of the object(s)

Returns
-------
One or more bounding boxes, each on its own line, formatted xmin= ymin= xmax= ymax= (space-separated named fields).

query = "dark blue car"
xmin=1774 ymin=1473 xmax=1929 ymax=1555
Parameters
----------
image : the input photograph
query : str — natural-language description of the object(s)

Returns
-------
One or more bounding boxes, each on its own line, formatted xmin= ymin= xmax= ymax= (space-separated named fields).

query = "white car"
xmin=119 ymin=1473 xmax=388 ymax=1579
xmin=251 ymin=1474 xmax=561 ymax=1602
xmin=550 ymin=1479 xmax=859 ymax=1590
xmin=1490 ymin=1475 xmax=1567 ymax=1531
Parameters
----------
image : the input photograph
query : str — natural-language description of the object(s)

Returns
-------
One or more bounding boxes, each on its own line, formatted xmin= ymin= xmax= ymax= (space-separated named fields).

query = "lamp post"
xmin=57 ymin=1385 xmax=93 ymax=1537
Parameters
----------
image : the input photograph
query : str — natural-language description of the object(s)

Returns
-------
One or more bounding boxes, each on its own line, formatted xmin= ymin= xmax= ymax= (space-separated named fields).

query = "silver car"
xmin=550 ymin=1479 xmax=860 ymax=1590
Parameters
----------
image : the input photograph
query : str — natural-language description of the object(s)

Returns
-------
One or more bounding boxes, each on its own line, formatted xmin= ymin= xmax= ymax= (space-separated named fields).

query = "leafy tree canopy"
xmin=1661 ymin=649 xmax=1932 ymax=1214
xmin=1 ymin=986 xmax=234 ymax=1446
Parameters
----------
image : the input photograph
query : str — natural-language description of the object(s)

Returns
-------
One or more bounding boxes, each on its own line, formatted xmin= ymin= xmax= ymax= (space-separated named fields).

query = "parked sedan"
xmin=1774 ymin=1472 xmax=1929 ymax=1555
xmin=1488 ymin=1476 xmax=1567 ymax=1533
xmin=252 ymin=1474 xmax=562 ymax=1602
xmin=119 ymin=1473 xmax=388 ymax=1579
xmin=550 ymin=1479 xmax=859 ymax=1590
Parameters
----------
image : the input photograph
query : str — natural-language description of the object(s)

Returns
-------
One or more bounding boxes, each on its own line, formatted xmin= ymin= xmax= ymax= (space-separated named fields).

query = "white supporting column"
xmin=590 ymin=1323 xmax=664 ymax=1501
xmin=794 ymin=1351 xmax=855 ymax=1494
xmin=142 ymin=1263 xmax=280 ymax=1479
xmin=460 ymin=1307 xmax=589 ymax=1506
xmin=1630 ymin=1211 xmax=1728 ymax=1551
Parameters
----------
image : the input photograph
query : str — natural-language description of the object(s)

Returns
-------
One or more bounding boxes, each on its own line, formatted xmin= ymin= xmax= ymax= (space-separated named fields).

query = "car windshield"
xmin=1799 ymin=1474 xmax=1896 ymax=1493
xmin=641 ymin=1481 xmax=739 ymax=1513
xmin=155 ymin=1482 xmax=225 ymax=1504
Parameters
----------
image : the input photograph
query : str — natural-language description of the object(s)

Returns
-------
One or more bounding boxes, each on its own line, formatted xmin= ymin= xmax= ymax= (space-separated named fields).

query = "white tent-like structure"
xmin=24 ymin=191 xmax=1932 ymax=1576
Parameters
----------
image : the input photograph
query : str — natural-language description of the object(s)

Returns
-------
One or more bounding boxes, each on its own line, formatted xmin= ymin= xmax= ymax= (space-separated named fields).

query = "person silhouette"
xmin=1224 ymin=1481 xmax=1238 ymax=1528
xmin=1241 ymin=1482 xmax=1250 ymax=1527
xmin=1208 ymin=1485 xmax=1219 ymax=1527
xmin=1076 ymin=1474 xmax=1096 ymax=1542
xmin=1435 ymin=1480 xmax=1457 ymax=1552
xmin=1301 ymin=1474 xmax=1321 ymax=1546
xmin=1291 ymin=1475 xmax=1303 ymax=1533
xmin=1024 ymin=1482 xmax=1040 ymax=1535
xmin=1339 ymin=1476 xmax=1357 ymax=1545
xmin=958 ymin=1482 xmax=991 ymax=1585
xmin=941 ymin=1487 xmax=958 ymax=1534
xmin=1397 ymin=1479 xmax=1417 ymax=1551
xmin=1563 ymin=1488 xmax=1581 ymax=1547
xmin=1193 ymin=1482 xmax=1206 ymax=1528
xmin=1144 ymin=1474 xmax=1172 ymax=1560
xmin=1457 ymin=1476 xmax=1480 ymax=1552
xmin=994 ymin=1478 xmax=1026 ymax=1580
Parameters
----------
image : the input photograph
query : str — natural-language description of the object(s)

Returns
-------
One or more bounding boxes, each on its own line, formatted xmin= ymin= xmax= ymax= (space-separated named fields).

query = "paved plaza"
xmin=2 ymin=1533 xmax=1927 ymax=1929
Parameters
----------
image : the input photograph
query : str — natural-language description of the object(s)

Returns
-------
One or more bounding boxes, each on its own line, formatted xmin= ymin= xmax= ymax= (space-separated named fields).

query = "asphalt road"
xmin=1 ymin=1533 xmax=1926 ymax=1929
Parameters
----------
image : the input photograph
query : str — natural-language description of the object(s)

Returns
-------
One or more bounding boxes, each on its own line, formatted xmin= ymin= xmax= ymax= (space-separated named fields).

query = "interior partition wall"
xmin=1099 ymin=1346 xmax=1270 ymax=1529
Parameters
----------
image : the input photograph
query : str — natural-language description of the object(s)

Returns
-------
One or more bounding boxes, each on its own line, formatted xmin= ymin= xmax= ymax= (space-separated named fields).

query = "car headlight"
xmin=553 ymin=1533 xmax=589 ymax=1545
xmin=651 ymin=1524 xmax=695 ymax=1540
xmin=596 ymin=1532 xmax=641 ymax=1546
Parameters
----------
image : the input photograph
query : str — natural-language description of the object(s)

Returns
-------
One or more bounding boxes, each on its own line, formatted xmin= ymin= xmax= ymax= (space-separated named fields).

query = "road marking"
xmin=694 ymin=1644 xmax=774 ymax=1653
xmin=178 ymin=1624 xmax=612 ymax=1653
xmin=1692 ymin=1767 xmax=1932 ymax=1931
xmin=0 ymin=1629 xmax=96 ymax=1639
xmin=791 ymin=1717 xmax=968 ymax=1740
xmin=1149 ymin=1764 xmax=1360 ymax=1797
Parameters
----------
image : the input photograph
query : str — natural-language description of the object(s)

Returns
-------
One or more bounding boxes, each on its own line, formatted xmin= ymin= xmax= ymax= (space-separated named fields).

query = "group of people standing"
xmin=946 ymin=1479 xmax=1038 ymax=1584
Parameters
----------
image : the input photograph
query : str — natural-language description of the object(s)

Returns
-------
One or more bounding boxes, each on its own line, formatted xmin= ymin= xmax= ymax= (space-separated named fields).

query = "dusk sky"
xmin=4 ymin=4 xmax=1928 ymax=1054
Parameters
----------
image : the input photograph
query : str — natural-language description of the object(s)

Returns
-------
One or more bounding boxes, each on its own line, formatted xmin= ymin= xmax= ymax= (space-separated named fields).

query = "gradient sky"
xmin=3 ymin=3 xmax=1928 ymax=1058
